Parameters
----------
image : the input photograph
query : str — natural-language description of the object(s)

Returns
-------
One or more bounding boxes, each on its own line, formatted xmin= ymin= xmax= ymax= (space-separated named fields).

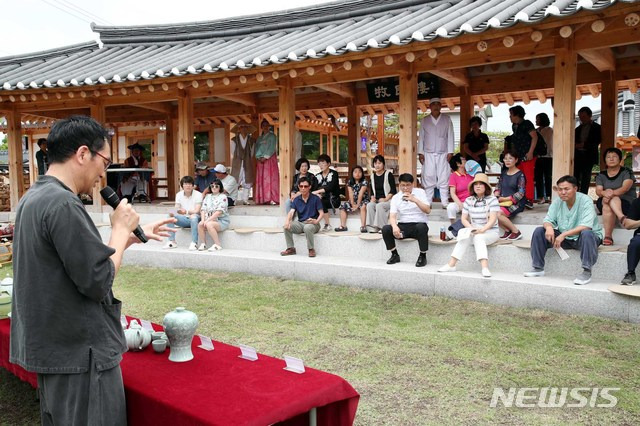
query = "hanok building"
xmin=1 ymin=0 xmax=639 ymax=211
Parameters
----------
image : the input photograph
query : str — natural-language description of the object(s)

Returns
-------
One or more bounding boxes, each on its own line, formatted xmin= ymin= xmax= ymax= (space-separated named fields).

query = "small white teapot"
xmin=124 ymin=320 xmax=152 ymax=351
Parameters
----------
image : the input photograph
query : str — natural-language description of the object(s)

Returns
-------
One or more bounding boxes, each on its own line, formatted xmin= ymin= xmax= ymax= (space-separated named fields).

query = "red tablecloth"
xmin=0 ymin=318 xmax=359 ymax=425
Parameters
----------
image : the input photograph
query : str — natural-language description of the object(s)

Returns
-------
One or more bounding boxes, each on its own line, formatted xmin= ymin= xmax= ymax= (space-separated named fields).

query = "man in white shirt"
xmin=214 ymin=164 xmax=238 ymax=206
xmin=418 ymin=98 xmax=455 ymax=206
xmin=164 ymin=175 xmax=203 ymax=250
xmin=382 ymin=173 xmax=431 ymax=267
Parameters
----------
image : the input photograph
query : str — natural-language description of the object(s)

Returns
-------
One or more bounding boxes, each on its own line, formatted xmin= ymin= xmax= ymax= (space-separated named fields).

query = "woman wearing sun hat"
xmin=438 ymin=173 xmax=501 ymax=278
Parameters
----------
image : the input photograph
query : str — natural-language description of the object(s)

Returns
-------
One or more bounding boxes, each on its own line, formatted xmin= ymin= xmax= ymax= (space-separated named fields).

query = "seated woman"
xmin=197 ymin=179 xmax=230 ymax=251
xmin=446 ymin=154 xmax=474 ymax=224
xmin=313 ymin=154 xmax=341 ymax=231
xmin=438 ymin=173 xmax=500 ymax=277
xmin=494 ymin=150 xmax=526 ymax=241
xmin=285 ymin=158 xmax=318 ymax=212
xmin=336 ymin=165 xmax=370 ymax=233
xmin=595 ymin=147 xmax=635 ymax=246
xmin=367 ymin=155 xmax=397 ymax=233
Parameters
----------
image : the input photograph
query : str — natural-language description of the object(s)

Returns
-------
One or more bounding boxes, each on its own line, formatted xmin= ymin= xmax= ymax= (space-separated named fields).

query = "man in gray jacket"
xmin=10 ymin=116 xmax=172 ymax=425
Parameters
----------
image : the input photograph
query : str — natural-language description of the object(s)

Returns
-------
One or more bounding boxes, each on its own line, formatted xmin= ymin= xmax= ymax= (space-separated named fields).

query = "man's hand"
xmin=305 ymin=218 xmax=318 ymax=225
xmin=553 ymin=233 xmax=565 ymax=249
xmin=392 ymin=226 xmax=403 ymax=239
xmin=545 ymin=227 xmax=555 ymax=245
xmin=447 ymin=153 xmax=453 ymax=162
xmin=136 ymin=218 xmax=177 ymax=243
xmin=371 ymin=197 xmax=377 ymax=204
xmin=402 ymin=193 xmax=416 ymax=203
xmin=284 ymin=220 xmax=291 ymax=230
xmin=111 ymin=199 xmax=140 ymax=235
xmin=177 ymin=208 xmax=187 ymax=215
xmin=418 ymin=154 xmax=425 ymax=165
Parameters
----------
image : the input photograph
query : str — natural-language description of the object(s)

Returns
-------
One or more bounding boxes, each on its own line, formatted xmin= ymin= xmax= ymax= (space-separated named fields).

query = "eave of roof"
xmin=0 ymin=0 xmax=638 ymax=92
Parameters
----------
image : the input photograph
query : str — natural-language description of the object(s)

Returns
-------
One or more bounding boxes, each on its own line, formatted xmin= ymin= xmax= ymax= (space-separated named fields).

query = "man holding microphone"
xmin=10 ymin=116 xmax=173 ymax=425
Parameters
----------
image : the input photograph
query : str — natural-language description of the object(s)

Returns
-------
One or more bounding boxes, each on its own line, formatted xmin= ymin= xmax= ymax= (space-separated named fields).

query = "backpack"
xmin=534 ymin=130 xmax=547 ymax=157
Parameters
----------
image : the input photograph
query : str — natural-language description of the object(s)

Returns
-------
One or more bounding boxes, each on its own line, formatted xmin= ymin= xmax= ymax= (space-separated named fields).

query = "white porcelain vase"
xmin=163 ymin=307 xmax=198 ymax=362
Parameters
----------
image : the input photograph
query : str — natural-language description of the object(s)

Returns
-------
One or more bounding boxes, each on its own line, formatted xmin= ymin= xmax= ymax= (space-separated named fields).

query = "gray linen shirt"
xmin=10 ymin=176 xmax=126 ymax=373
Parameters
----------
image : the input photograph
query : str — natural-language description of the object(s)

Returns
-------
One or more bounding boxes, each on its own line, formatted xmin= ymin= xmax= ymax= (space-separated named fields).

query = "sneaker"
xmin=621 ymin=272 xmax=636 ymax=285
xmin=507 ymin=231 xmax=522 ymax=241
xmin=481 ymin=268 xmax=492 ymax=278
xmin=188 ymin=242 xmax=198 ymax=251
xmin=499 ymin=231 xmax=511 ymax=240
xmin=525 ymin=200 xmax=534 ymax=210
xmin=322 ymin=224 xmax=332 ymax=232
xmin=368 ymin=226 xmax=380 ymax=234
xmin=208 ymin=244 xmax=222 ymax=252
xmin=524 ymin=268 xmax=545 ymax=277
xmin=438 ymin=264 xmax=456 ymax=273
xmin=574 ymin=269 xmax=592 ymax=285
xmin=163 ymin=241 xmax=178 ymax=249
xmin=197 ymin=243 xmax=206 ymax=251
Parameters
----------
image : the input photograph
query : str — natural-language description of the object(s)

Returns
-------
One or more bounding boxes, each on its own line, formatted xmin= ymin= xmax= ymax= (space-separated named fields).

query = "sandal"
xmin=603 ymin=236 xmax=614 ymax=246
xmin=360 ymin=226 xmax=368 ymax=233
xmin=335 ymin=226 xmax=348 ymax=232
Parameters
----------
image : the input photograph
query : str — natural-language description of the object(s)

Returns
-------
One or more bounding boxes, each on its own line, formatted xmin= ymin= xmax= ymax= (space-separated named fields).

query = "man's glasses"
xmin=298 ymin=184 xmax=310 ymax=188
xmin=92 ymin=150 xmax=113 ymax=171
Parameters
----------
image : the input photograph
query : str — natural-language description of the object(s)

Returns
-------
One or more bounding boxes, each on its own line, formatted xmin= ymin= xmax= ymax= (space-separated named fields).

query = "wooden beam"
xmin=579 ymin=47 xmax=616 ymax=73
xmin=347 ymin=100 xmax=360 ymax=169
xmin=314 ymin=83 xmax=356 ymax=98
xmin=600 ymin=72 xmax=617 ymax=169
xmin=459 ymin=87 xmax=473 ymax=149
xmin=535 ymin=90 xmax=547 ymax=104
xmin=398 ymin=69 xmax=417 ymax=176
xmin=278 ymin=78 xmax=295 ymax=207
xmin=164 ymin=114 xmax=176 ymax=198
xmin=177 ymin=95 xmax=194 ymax=180
xmin=553 ymin=39 xmax=578 ymax=193
xmin=587 ymin=84 xmax=600 ymax=98
xmin=130 ymin=102 xmax=172 ymax=114
xmin=7 ymin=110 xmax=25 ymax=210
xmin=216 ymin=93 xmax=257 ymax=107
xmin=429 ymin=69 xmax=469 ymax=88
xmin=89 ymin=103 xmax=106 ymax=209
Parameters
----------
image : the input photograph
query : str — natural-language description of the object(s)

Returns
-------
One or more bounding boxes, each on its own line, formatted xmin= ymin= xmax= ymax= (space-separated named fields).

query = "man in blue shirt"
xmin=524 ymin=175 xmax=603 ymax=285
xmin=281 ymin=176 xmax=324 ymax=258
xmin=194 ymin=161 xmax=216 ymax=194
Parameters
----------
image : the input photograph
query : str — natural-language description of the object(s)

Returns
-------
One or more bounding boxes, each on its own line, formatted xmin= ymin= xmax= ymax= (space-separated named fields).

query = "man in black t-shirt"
xmin=462 ymin=116 xmax=490 ymax=173
xmin=621 ymin=198 xmax=640 ymax=285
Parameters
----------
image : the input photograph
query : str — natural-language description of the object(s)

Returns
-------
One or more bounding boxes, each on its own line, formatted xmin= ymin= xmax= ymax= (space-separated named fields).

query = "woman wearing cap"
xmin=197 ymin=179 xmax=230 ymax=251
xmin=254 ymin=119 xmax=280 ymax=205
xmin=438 ymin=173 xmax=501 ymax=278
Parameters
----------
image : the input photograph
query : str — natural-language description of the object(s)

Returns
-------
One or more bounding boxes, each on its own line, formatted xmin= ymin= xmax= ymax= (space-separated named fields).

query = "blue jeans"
xmin=530 ymin=227 xmax=601 ymax=270
xmin=168 ymin=214 xmax=200 ymax=243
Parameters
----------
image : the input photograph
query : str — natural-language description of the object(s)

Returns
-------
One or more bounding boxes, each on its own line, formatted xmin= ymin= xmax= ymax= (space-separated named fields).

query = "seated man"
xmin=163 ymin=176 xmax=203 ymax=250
xmin=524 ymin=175 xmax=603 ymax=285
xmin=281 ymin=176 xmax=324 ymax=258
xmin=620 ymin=197 xmax=640 ymax=285
xmin=382 ymin=173 xmax=431 ymax=267
xmin=214 ymin=164 xmax=238 ymax=207
xmin=195 ymin=161 xmax=216 ymax=194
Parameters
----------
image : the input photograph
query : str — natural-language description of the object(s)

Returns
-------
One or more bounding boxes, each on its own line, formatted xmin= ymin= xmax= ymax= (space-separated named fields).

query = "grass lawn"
xmin=2 ymin=265 xmax=640 ymax=425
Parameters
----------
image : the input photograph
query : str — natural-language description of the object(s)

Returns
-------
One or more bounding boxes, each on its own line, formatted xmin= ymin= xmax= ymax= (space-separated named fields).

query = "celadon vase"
xmin=163 ymin=307 xmax=199 ymax=362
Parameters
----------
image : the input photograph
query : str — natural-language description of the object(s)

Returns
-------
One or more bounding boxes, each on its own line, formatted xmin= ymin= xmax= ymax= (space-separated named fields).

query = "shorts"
xmin=321 ymin=196 xmax=341 ymax=213
xmin=339 ymin=200 xmax=368 ymax=212
xmin=596 ymin=197 xmax=631 ymax=215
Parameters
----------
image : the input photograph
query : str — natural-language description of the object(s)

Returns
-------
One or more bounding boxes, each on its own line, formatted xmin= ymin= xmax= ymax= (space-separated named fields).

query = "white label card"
xmin=283 ymin=355 xmax=305 ymax=374
xmin=120 ymin=315 xmax=128 ymax=328
xmin=198 ymin=335 xmax=214 ymax=351
xmin=555 ymin=247 xmax=570 ymax=260
xmin=238 ymin=344 xmax=258 ymax=361
xmin=140 ymin=319 xmax=154 ymax=331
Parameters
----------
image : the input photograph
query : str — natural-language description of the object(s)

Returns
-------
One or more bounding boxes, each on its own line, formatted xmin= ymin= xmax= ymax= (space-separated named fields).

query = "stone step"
xmin=121 ymin=244 xmax=640 ymax=324
xmin=109 ymin=224 xmax=633 ymax=283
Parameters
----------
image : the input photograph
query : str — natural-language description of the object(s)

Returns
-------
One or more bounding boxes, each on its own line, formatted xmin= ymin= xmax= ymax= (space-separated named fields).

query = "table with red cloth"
xmin=0 ymin=317 xmax=359 ymax=425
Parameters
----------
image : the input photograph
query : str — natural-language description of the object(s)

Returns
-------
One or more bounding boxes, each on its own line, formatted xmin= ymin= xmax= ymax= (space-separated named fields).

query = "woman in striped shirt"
xmin=438 ymin=173 xmax=501 ymax=277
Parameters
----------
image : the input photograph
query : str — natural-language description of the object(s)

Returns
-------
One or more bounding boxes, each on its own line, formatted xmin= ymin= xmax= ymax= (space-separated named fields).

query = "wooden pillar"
xmin=600 ymin=72 xmax=617 ymax=169
xmin=90 ymin=103 xmax=106 ymax=209
xmin=376 ymin=113 xmax=385 ymax=156
xmin=398 ymin=68 xmax=418 ymax=176
xmin=459 ymin=87 xmax=473 ymax=150
xmin=552 ymin=39 xmax=578 ymax=191
xmin=164 ymin=115 xmax=176 ymax=198
xmin=347 ymin=100 xmax=360 ymax=169
xmin=6 ymin=110 xmax=25 ymax=210
xmin=278 ymin=77 xmax=296 ymax=206
xmin=27 ymin=135 xmax=36 ymax=186
xmin=177 ymin=95 xmax=194 ymax=180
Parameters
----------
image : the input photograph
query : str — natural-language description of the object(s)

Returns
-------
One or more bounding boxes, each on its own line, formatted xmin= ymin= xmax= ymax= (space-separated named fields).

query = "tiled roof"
xmin=0 ymin=0 xmax=637 ymax=91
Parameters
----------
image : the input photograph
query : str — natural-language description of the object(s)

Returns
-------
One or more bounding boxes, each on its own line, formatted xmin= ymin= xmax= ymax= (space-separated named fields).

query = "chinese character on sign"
xmin=418 ymin=81 xmax=429 ymax=95
xmin=374 ymin=86 xmax=390 ymax=98
xmin=395 ymin=84 xmax=400 ymax=96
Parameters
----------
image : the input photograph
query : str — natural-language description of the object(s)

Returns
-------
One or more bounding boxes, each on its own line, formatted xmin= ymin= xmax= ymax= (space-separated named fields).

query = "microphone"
xmin=100 ymin=187 xmax=148 ymax=243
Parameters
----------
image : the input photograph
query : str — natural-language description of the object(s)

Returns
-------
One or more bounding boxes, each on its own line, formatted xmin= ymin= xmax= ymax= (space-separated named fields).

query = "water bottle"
xmin=440 ymin=226 xmax=446 ymax=241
